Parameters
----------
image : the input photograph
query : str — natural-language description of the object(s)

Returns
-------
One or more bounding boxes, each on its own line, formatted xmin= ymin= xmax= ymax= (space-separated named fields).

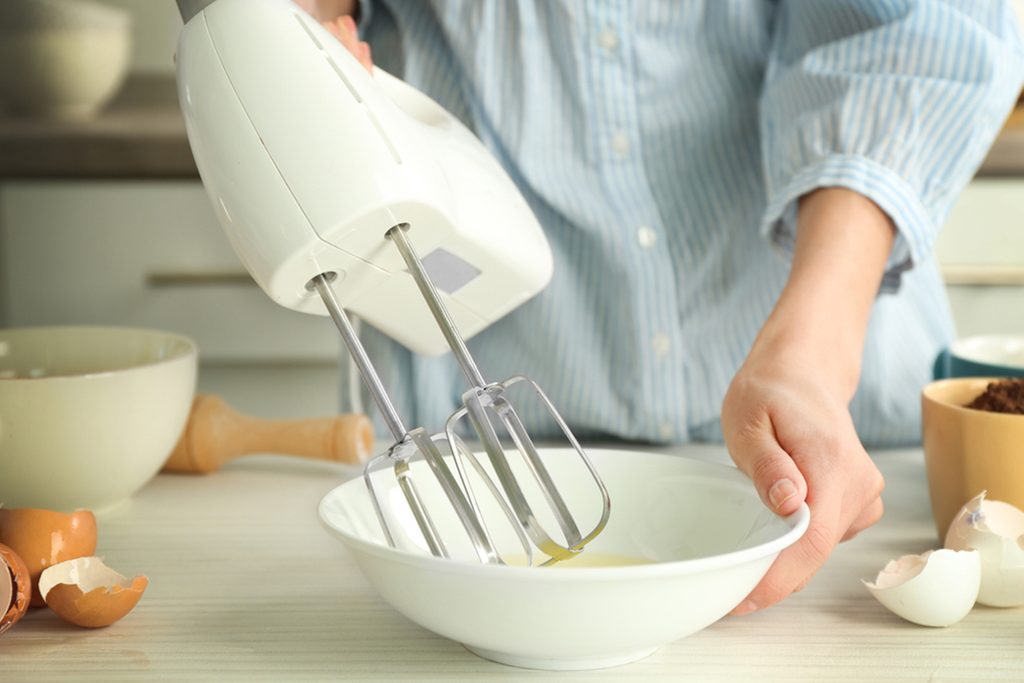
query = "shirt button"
xmin=659 ymin=421 xmax=674 ymax=441
xmin=611 ymin=131 xmax=630 ymax=157
xmin=652 ymin=332 xmax=671 ymax=358
xmin=597 ymin=27 xmax=619 ymax=53
xmin=637 ymin=226 xmax=657 ymax=249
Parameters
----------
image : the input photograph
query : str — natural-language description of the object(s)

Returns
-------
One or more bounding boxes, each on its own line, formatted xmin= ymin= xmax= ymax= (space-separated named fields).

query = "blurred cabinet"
xmin=936 ymin=178 xmax=1024 ymax=337
xmin=0 ymin=176 xmax=1019 ymax=415
xmin=0 ymin=181 xmax=342 ymax=417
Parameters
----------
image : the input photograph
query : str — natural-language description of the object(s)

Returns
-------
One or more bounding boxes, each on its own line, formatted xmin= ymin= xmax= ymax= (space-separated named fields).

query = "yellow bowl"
xmin=921 ymin=378 xmax=1024 ymax=539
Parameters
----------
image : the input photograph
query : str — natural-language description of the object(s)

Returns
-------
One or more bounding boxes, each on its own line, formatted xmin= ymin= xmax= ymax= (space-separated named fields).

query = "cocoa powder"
xmin=966 ymin=378 xmax=1024 ymax=415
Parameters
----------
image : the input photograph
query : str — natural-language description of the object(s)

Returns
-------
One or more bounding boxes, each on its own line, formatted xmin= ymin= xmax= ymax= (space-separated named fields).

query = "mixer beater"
xmin=310 ymin=225 xmax=610 ymax=567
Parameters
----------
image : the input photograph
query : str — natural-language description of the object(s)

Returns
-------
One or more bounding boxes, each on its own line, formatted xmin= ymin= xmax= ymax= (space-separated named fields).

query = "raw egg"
xmin=0 ymin=543 xmax=30 ymax=635
xmin=0 ymin=508 xmax=98 ymax=606
xmin=944 ymin=491 xmax=1024 ymax=608
xmin=38 ymin=556 xmax=147 ymax=628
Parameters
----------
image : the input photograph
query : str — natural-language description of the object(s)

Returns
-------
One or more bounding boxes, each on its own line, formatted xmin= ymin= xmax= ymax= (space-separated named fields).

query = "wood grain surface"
xmin=1 ymin=445 xmax=1021 ymax=682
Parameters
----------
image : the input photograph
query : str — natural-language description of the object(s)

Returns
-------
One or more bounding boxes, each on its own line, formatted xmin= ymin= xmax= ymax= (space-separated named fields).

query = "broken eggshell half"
xmin=0 ymin=543 xmax=31 ymax=636
xmin=944 ymin=491 xmax=1024 ymax=608
xmin=38 ymin=556 xmax=148 ymax=628
xmin=862 ymin=549 xmax=980 ymax=627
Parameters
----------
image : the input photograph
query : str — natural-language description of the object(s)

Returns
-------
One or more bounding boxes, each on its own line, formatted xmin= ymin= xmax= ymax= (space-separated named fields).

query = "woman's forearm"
xmin=755 ymin=187 xmax=896 ymax=399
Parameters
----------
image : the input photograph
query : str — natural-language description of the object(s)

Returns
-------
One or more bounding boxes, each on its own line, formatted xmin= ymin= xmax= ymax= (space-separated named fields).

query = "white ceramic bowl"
xmin=320 ymin=448 xmax=809 ymax=670
xmin=0 ymin=0 xmax=131 ymax=119
xmin=952 ymin=334 xmax=1024 ymax=370
xmin=0 ymin=326 xmax=196 ymax=511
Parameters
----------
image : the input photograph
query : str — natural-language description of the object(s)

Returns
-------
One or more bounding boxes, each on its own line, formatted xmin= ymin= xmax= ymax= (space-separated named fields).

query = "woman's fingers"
xmin=727 ymin=411 xmax=808 ymax=516
xmin=731 ymin=501 xmax=841 ymax=614
xmin=842 ymin=496 xmax=884 ymax=541
xmin=321 ymin=15 xmax=374 ymax=73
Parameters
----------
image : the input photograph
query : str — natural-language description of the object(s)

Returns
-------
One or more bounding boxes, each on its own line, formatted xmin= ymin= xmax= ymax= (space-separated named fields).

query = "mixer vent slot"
xmin=325 ymin=54 xmax=363 ymax=103
xmin=293 ymin=9 xmax=399 ymax=165
xmin=293 ymin=12 xmax=324 ymax=49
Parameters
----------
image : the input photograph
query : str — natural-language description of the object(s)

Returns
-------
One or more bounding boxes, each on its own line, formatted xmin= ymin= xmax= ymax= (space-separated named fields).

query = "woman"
xmin=301 ymin=0 xmax=1024 ymax=613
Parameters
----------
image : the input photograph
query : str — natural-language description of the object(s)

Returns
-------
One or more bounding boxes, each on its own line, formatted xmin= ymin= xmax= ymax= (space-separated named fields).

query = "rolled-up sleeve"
xmin=355 ymin=0 xmax=373 ymax=31
xmin=760 ymin=0 xmax=1024 ymax=291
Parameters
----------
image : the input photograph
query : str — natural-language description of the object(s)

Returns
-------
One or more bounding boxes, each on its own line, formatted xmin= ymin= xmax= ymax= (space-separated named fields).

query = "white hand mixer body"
xmin=176 ymin=0 xmax=609 ymax=565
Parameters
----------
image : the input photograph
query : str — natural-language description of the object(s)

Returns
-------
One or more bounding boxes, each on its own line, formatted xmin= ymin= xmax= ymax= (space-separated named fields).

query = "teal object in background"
xmin=933 ymin=335 xmax=1024 ymax=380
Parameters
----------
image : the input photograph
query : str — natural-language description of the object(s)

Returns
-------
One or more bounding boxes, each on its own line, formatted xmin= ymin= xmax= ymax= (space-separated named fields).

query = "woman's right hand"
xmin=320 ymin=15 xmax=373 ymax=73
xmin=294 ymin=1 xmax=373 ymax=73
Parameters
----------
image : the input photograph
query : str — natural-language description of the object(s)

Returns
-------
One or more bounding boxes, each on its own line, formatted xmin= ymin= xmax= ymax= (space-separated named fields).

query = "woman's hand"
xmin=321 ymin=15 xmax=373 ymax=73
xmin=722 ymin=339 xmax=885 ymax=614
xmin=722 ymin=187 xmax=893 ymax=614
xmin=293 ymin=0 xmax=373 ymax=73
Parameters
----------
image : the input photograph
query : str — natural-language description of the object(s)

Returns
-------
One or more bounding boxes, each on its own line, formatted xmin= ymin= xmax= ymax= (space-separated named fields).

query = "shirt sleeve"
xmin=760 ymin=0 xmax=1024 ymax=292
xmin=355 ymin=0 xmax=373 ymax=33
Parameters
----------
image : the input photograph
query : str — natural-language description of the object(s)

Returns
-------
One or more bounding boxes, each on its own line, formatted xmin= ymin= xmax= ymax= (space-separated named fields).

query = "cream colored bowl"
xmin=922 ymin=378 xmax=1024 ymax=539
xmin=320 ymin=449 xmax=809 ymax=671
xmin=0 ymin=326 xmax=196 ymax=511
xmin=0 ymin=0 xmax=131 ymax=119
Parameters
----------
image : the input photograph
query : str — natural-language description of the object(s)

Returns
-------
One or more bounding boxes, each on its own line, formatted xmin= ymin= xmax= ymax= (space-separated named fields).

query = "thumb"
xmin=728 ymin=420 xmax=807 ymax=516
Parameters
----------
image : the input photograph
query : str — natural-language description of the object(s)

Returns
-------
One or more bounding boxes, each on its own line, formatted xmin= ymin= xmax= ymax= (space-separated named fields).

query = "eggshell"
xmin=862 ymin=549 xmax=980 ymax=627
xmin=0 ymin=556 xmax=10 ymax=611
xmin=0 ymin=543 xmax=31 ymax=636
xmin=944 ymin=491 xmax=1024 ymax=607
xmin=0 ymin=508 xmax=98 ymax=607
xmin=39 ymin=556 xmax=147 ymax=628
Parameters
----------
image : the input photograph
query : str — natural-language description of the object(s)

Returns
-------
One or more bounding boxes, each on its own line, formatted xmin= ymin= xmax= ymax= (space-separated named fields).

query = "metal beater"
xmin=310 ymin=225 xmax=611 ymax=567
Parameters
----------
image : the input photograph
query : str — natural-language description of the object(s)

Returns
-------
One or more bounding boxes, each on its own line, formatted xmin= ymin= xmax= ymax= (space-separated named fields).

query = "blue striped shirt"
xmin=344 ymin=1 xmax=1024 ymax=446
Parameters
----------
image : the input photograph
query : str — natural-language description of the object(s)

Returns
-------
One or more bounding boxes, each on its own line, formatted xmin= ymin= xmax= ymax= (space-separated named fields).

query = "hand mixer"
xmin=175 ymin=0 xmax=610 ymax=565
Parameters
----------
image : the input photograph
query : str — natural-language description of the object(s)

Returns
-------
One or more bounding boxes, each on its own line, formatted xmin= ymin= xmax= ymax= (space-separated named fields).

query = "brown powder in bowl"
xmin=966 ymin=378 xmax=1024 ymax=415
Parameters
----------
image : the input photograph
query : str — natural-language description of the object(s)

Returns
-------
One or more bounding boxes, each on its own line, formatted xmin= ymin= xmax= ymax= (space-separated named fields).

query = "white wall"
xmin=101 ymin=0 xmax=181 ymax=74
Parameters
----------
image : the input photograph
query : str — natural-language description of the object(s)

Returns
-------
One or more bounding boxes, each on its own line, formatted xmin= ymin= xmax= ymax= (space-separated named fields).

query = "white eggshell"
xmin=862 ymin=549 xmax=980 ymax=627
xmin=944 ymin=492 xmax=1024 ymax=608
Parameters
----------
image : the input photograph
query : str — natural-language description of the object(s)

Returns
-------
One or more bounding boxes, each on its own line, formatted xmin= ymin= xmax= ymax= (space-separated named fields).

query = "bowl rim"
xmin=922 ymin=377 xmax=1024 ymax=418
xmin=318 ymin=449 xmax=811 ymax=581
xmin=950 ymin=334 xmax=1024 ymax=371
xmin=0 ymin=325 xmax=197 ymax=381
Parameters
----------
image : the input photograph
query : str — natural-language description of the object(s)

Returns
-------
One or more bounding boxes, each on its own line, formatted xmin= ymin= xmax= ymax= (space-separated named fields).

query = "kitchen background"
xmin=0 ymin=0 xmax=1022 ymax=422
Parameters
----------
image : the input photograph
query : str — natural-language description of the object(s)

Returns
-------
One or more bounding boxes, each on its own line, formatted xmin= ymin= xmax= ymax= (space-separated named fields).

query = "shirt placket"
xmin=581 ymin=0 xmax=687 ymax=441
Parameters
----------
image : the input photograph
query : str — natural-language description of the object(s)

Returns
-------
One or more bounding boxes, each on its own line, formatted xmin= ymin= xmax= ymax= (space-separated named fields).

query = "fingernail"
xmin=732 ymin=599 xmax=759 ymax=616
xmin=768 ymin=478 xmax=797 ymax=509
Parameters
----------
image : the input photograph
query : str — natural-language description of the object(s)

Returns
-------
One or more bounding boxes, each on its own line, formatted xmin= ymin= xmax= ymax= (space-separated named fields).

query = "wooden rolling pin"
xmin=162 ymin=394 xmax=374 ymax=474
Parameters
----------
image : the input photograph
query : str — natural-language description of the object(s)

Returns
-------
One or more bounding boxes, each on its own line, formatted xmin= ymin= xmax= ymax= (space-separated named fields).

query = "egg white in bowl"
xmin=319 ymin=448 xmax=808 ymax=671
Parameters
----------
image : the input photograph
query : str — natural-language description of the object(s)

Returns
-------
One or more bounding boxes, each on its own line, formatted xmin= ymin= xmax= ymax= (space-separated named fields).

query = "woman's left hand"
xmin=721 ymin=340 xmax=884 ymax=615
xmin=722 ymin=187 xmax=895 ymax=614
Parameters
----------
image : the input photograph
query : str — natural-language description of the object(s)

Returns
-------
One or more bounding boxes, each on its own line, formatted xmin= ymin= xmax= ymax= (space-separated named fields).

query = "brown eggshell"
xmin=0 ymin=508 xmax=97 ymax=607
xmin=39 ymin=557 xmax=147 ymax=628
xmin=0 ymin=543 xmax=31 ymax=636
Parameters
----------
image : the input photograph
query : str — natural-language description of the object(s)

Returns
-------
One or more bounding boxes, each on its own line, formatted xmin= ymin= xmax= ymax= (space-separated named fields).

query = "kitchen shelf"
xmin=980 ymin=105 xmax=1024 ymax=176
xmin=0 ymin=76 xmax=196 ymax=180
xmin=0 ymin=79 xmax=1022 ymax=180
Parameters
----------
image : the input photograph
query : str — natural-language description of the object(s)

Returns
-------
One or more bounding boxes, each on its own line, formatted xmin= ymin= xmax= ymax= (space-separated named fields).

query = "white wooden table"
xmin=3 ymin=445 xmax=1022 ymax=681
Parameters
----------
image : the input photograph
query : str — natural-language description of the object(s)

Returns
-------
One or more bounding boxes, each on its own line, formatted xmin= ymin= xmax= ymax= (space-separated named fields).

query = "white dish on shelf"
xmin=319 ymin=448 xmax=809 ymax=671
xmin=0 ymin=0 xmax=131 ymax=119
